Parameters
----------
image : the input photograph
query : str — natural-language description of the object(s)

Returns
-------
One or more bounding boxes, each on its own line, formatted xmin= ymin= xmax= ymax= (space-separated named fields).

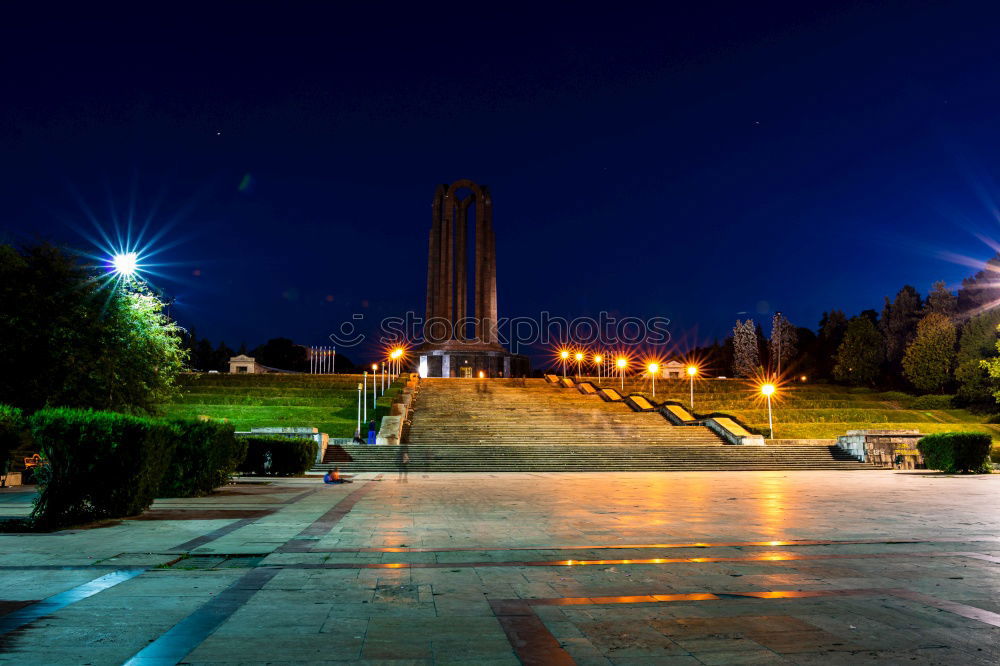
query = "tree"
xmin=768 ymin=312 xmax=797 ymax=376
xmin=252 ymin=338 xmax=309 ymax=372
xmin=211 ymin=341 xmax=235 ymax=371
xmin=957 ymin=253 xmax=1000 ymax=318
xmin=955 ymin=310 xmax=1000 ymax=407
xmin=0 ymin=243 xmax=186 ymax=413
xmin=732 ymin=319 xmax=760 ymax=378
xmin=902 ymin=313 xmax=957 ymax=393
xmin=925 ymin=281 xmax=957 ymax=318
xmin=880 ymin=286 xmax=923 ymax=378
xmin=833 ymin=316 xmax=884 ymax=386
xmin=817 ymin=310 xmax=848 ymax=378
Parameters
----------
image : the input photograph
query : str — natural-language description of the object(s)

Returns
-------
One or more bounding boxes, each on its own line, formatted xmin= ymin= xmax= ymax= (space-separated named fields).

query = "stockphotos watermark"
xmin=328 ymin=311 xmax=671 ymax=352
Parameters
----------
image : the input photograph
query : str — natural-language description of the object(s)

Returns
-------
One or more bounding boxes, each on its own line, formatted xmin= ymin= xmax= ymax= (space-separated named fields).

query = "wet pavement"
xmin=0 ymin=470 xmax=998 ymax=664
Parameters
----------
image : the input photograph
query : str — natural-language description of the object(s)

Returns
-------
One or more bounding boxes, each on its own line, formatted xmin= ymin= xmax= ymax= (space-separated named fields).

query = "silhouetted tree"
xmin=252 ymin=337 xmax=309 ymax=372
xmin=957 ymin=253 xmax=1000 ymax=318
xmin=732 ymin=319 xmax=760 ymax=377
xmin=880 ymin=286 xmax=923 ymax=379
xmin=817 ymin=310 xmax=848 ymax=379
xmin=925 ymin=281 xmax=957 ymax=318
xmin=769 ymin=312 xmax=797 ymax=376
xmin=833 ymin=316 xmax=884 ymax=386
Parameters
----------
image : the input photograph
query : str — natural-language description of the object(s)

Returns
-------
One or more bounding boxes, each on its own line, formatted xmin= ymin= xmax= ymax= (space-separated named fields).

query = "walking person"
xmin=397 ymin=443 xmax=410 ymax=482
xmin=367 ymin=419 xmax=377 ymax=446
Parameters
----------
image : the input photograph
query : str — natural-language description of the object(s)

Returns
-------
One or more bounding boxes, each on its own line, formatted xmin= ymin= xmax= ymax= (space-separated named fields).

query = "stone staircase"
xmin=314 ymin=379 xmax=873 ymax=472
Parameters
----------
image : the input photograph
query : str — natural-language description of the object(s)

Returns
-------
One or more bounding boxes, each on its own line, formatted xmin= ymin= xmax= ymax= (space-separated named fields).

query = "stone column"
xmin=425 ymin=186 xmax=445 ymax=322
xmin=455 ymin=197 xmax=469 ymax=340
xmin=441 ymin=354 xmax=451 ymax=378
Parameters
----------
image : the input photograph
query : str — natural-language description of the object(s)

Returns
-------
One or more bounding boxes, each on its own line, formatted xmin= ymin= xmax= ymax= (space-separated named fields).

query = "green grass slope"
xmin=585 ymin=377 xmax=999 ymax=441
xmin=161 ymin=373 xmax=402 ymax=438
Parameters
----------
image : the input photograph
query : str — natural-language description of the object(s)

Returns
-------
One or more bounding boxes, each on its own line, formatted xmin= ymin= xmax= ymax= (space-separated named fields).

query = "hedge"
xmin=159 ymin=420 xmax=246 ymax=497
xmin=917 ymin=432 xmax=992 ymax=473
xmin=29 ymin=408 xmax=177 ymax=526
xmin=236 ymin=436 xmax=317 ymax=476
xmin=0 ymin=405 xmax=25 ymax=476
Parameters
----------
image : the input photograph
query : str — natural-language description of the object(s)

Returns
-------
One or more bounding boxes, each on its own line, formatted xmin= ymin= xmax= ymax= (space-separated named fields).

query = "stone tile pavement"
xmin=0 ymin=470 xmax=998 ymax=663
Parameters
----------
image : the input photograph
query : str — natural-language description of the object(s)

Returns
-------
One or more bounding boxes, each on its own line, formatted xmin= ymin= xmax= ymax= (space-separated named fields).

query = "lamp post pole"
xmin=761 ymin=384 xmax=776 ymax=439
xmin=356 ymin=382 xmax=362 ymax=440
xmin=687 ymin=366 xmax=697 ymax=409
xmin=363 ymin=371 xmax=367 ymax=424
xmin=766 ymin=393 xmax=773 ymax=439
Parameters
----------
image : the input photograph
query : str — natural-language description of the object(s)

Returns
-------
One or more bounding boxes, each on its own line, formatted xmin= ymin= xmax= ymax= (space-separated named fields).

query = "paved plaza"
xmin=0 ymin=470 xmax=998 ymax=664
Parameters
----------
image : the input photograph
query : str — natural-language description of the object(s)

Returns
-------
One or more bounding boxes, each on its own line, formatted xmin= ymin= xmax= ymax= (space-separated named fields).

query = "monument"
xmin=418 ymin=179 xmax=527 ymax=378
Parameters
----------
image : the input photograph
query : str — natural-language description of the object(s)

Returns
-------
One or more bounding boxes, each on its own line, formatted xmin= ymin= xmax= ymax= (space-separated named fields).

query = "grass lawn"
xmin=583 ymin=376 xmax=1000 ymax=442
xmin=160 ymin=373 xmax=403 ymax=438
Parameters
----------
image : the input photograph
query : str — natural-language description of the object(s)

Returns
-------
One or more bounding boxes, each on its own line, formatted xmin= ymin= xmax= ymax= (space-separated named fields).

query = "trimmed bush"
xmin=917 ymin=432 xmax=992 ymax=473
xmin=0 ymin=405 xmax=26 ymax=476
xmin=910 ymin=394 xmax=955 ymax=410
xmin=236 ymin=436 xmax=317 ymax=476
xmin=159 ymin=420 xmax=246 ymax=497
xmin=29 ymin=408 xmax=177 ymax=526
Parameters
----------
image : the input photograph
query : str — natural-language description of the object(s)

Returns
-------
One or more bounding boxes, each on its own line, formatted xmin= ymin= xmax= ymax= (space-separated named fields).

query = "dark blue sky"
xmin=4 ymin=2 xmax=1000 ymax=364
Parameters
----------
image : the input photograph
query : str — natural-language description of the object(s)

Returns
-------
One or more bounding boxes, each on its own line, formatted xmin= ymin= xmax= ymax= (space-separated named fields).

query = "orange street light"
xmin=686 ymin=365 xmax=698 ymax=408
xmin=594 ymin=354 xmax=603 ymax=382
xmin=647 ymin=362 xmax=660 ymax=398
xmin=559 ymin=349 xmax=570 ymax=378
xmin=761 ymin=383 xmax=776 ymax=438
xmin=574 ymin=351 xmax=584 ymax=378
xmin=616 ymin=357 xmax=628 ymax=392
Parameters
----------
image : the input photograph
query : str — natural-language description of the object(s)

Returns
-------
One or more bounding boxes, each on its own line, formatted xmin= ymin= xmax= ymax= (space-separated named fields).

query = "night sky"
xmin=4 ymin=2 xmax=1000 ymax=365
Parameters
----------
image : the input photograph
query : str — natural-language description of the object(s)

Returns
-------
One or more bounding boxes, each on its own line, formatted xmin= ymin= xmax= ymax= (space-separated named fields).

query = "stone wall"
xmin=836 ymin=429 xmax=923 ymax=467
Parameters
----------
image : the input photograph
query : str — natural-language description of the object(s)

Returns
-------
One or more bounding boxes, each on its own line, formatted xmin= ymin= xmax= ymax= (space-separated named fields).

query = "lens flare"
xmin=111 ymin=252 xmax=139 ymax=276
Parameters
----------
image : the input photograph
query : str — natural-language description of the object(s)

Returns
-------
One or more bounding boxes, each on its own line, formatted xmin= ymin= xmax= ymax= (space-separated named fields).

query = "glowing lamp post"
xmin=363 ymin=371 xmax=368 ymax=423
xmin=594 ymin=354 xmax=603 ymax=382
xmin=686 ymin=365 xmax=698 ymax=408
xmin=371 ymin=364 xmax=377 ymax=411
xmin=647 ymin=362 xmax=660 ymax=398
xmin=390 ymin=348 xmax=403 ymax=379
xmin=761 ymin=383 xmax=776 ymax=439
xmin=616 ymin=357 xmax=627 ymax=392
xmin=356 ymin=382 xmax=362 ymax=440
xmin=111 ymin=252 xmax=139 ymax=277
xmin=560 ymin=350 xmax=569 ymax=378
xmin=574 ymin=352 xmax=584 ymax=379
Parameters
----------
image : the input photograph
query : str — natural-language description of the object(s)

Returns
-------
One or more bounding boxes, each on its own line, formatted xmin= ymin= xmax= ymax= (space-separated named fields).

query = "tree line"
xmin=695 ymin=256 xmax=1000 ymax=410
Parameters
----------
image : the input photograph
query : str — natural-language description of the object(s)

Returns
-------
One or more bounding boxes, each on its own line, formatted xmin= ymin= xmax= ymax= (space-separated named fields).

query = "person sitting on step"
xmin=323 ymin=467 xmax=351 ymax=484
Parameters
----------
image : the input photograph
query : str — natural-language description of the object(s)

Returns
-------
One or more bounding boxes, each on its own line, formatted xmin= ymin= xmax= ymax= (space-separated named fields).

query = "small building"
xmin=229 ymin=354 xmax=258 ymax=374
xmin=659 ymin=360 xmax=686 ymax=379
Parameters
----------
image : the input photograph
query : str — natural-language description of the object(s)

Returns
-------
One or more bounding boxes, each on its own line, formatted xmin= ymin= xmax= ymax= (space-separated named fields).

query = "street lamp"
xmin=594 ymin=354 xmax=603 ymax=382
xmin=574 ymin=352 xmax=584 ymax=379
xmin=560 ymin=349 xmax=570 ymax=378
xmin=111 ymin=252 xmax=139 ymax=277
xmin=363 ymin=371 xmax=368 ymax=423
xmin=647 ymin=362 xmax=660 ymax=398
xmin=356 ymin=382 xmax=362 ymax=441
xmin=616 ymin=357 xmax=627 ymax=392
xmin=686 ymin=365 xmax=698 ymax=408
xmin=761 ymin=383 xmax=776 ymax=439
xmin=371 ymin=365 xmax=377 ymax=411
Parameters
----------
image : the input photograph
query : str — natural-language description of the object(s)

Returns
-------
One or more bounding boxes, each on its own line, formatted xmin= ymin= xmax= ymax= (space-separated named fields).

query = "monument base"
xmin=418 ymin=341 xmax=529 ymax=378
